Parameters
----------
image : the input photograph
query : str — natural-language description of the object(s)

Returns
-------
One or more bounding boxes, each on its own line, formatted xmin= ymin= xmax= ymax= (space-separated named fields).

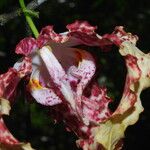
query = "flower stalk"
xmin=19 ymin=0 xmax=39 ymax=38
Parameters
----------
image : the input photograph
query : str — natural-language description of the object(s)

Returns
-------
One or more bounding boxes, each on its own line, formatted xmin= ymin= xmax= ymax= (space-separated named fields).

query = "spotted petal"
xmin=88 ymin=41 xmax=150 ymax=150
xmin=28 ymin=68 xmax=62 ymax=106
xmin=38 ymin=46 xmax=76 ymax=109
xmin=69 ymin=49 xmax=96 ymax=96
xmin=15 ymin=37 xmax=37 ymax=56
xmin=0 ymin=57 xmax=32 ymax=101
xmin=0 ymin=98 xmax=34 ymax=150
xmin=0 ymin=57 xmax=33 ymax=149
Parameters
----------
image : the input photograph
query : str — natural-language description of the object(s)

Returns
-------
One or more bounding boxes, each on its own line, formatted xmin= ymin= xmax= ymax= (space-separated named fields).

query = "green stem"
xmin=19 ymin=0 xmax=39 ymax=38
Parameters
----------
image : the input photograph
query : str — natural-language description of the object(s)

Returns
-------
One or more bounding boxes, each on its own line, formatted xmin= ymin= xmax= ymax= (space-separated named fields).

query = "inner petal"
xmin=46 ymin=42 xmax=81 ymax=71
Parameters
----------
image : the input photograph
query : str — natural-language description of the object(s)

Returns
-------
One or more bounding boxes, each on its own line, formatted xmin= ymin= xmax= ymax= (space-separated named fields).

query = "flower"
xmin=1 ymin=21 xmax=150 ymax=150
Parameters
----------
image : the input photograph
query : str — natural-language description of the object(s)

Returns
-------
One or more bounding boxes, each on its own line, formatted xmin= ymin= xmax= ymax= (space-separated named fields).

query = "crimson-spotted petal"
xmin=0 ymin=98 xmax=34 ymax=150
xmin=0 ymin=57 xmax=32 ymax=101
xmin=28 ymin=68 xmax=62 ymax=106
xmin=69 ymin=49 xmax=96 ymax=96
xmin=90 ymin=41 xmax=150 ymax=150
xmin=15 ymin=37 xmax=37 ymax=56
xmin=66 ymin=49 xmax=97 ymax=120
xmin=0 ymin=57 xmax=33 ymax=149
xmin=82 ymin=85 xmax=112 ymax=123
xmin=39 ymin=46 xmax=76 ymax=109
xmin=13 ymin=57 xmax=32 ymax=78
xmin=0 ymin=68 xmax=19 ymax=100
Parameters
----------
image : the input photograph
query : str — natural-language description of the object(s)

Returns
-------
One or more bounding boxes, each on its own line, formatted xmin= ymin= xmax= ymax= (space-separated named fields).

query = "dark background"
xmin=0 ymin=0 xmax=150 ymax=150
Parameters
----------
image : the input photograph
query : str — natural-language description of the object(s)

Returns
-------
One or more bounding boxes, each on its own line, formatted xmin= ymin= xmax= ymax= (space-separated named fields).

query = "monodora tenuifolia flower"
xmin=0 ymin=21 xmax=150 ymax=150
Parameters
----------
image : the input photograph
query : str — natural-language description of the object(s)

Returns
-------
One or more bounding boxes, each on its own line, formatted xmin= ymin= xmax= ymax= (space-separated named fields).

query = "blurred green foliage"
xmin=0 ymin=0 xmax=150 ymax=150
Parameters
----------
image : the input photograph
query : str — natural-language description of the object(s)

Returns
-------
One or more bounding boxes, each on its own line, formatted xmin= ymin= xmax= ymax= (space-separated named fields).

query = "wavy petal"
xmin=89 ymin=41 xmax=150 ymax=150
xmin=0 ymin=57 xmax=32 ymax=101
xmin=15 ymin=37 xmax=37 ymax=56
xmin=37 ymin=25 xmax=69 ymax=47
xmin=0 ymin=57 xmax=33 ymax=149
xmin=36 ymin=21 xmax=115 ymax=50
xmin=0 ymin=98 xmax=34 ymax=150
xmin=114 ymin=41 xmax=150 ymax=115
xmin=67 ymin=20 xmax=97 ymax=35
xmin=0 ymin=68 xmax=19 ymax=100
xmin=103 ymin=26 xmax=138 ymax=46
